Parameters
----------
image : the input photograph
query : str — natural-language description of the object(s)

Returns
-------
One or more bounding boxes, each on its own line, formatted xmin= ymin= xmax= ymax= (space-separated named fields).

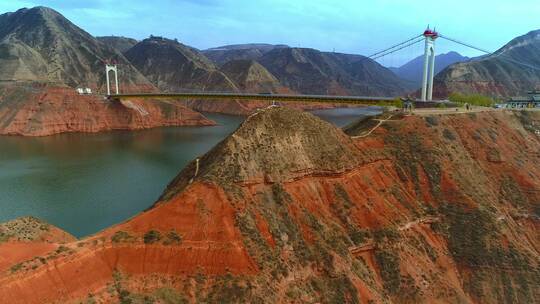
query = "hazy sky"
xmin=1 ymin=0 xmax=539 ymax=65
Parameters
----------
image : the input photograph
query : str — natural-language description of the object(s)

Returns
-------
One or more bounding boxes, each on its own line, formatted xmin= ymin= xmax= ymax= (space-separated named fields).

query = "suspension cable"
xmin=438 ymin=35 xmax=492 ymax=54
xmin=370 ymin=38 xmax=425 ymax=61
xmin=367 ymin=34 xmax=424 ymax=58
xmin=440 ymin=35 xmax=540 ymax=71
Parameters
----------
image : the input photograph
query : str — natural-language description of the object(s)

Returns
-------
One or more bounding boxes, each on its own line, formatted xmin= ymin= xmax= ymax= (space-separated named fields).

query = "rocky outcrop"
xmin=435 ymin=29 xmax=540 ymax=97
xmin=1 ymin=107 xmax=539 ymax=303
xmin=0 ymin=83 xmax=215 ymax=136
xmin=0 ymin=7 xmax=150 ymax=91
xmin=125 ymin=37 xmax=238 ymax=93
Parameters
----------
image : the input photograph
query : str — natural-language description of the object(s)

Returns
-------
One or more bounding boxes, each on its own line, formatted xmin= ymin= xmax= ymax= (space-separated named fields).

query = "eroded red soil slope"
xmin=0 ymin=108 xmax=538 ymax=303
xmin=0 ymin=83 xmax=215 ymax=136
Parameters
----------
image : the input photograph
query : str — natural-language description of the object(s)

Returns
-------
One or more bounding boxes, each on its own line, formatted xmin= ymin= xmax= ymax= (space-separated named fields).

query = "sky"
xmin=1 ymin=0 xmax=539 ymax=66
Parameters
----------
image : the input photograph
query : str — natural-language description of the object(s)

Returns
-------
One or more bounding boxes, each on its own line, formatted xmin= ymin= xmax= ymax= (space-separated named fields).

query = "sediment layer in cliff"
xmin=0 ymin=83 xmax=215 ymax=136
xmin=0 ymin=108 xmax=539 ymax=303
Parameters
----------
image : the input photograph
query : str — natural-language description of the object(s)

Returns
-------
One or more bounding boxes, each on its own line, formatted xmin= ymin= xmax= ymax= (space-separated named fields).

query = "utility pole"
xmin=421 ymin=27 xmax=438 ymax=101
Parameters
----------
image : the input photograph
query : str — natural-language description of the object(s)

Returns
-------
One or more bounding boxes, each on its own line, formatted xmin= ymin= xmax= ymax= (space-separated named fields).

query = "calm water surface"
xmin=0 ymin=108 xmax=380 ymax=237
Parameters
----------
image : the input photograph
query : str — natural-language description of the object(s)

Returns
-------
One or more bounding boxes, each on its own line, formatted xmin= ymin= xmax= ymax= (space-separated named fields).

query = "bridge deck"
xmin=107 ymin=92 xmax=399 ymax=105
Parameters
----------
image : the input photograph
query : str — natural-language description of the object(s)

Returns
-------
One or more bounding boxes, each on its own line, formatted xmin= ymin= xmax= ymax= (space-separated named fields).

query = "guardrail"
xmin=107 ymin=92 xmax=399 ymax=105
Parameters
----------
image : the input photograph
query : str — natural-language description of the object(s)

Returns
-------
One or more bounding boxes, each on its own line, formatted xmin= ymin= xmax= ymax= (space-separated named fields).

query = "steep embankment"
xmin=0 ymin=107 xmax=539 ymax=303
xmin=0 ymin=83 xmax=214 ymax=136
xmin=435 ymin=29 xmax=540 ymax=97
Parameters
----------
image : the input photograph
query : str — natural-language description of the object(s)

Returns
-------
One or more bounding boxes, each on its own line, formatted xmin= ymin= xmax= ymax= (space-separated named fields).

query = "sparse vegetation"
xmin=448 ymin=92 xmax=495 ymax=107
xmin=111 ymin=231 xmax=133 ymax=243
xmin=10 ymin=263 xmax=23 ymax=273
xmin=163 ymin=230 xmax=182 ymax=245
xmin=374 ymin=250 xmax=401 ymax=294
xmin=143 ymin=230 xmax=162 ymax=244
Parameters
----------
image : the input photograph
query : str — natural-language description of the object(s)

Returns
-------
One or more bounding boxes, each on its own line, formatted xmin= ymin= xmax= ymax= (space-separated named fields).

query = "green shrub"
xmin=374 ymin=250 xmax=401 ymax=293
xmin=448 ymin=92 xmax=495 ymax=107
xmin=111 ymin=231 xmax=133 ymax=243
xmin=164 ymin=230 xmax=182 ymax=245
xmin=143 ymin=230 xmax=162 ymax=244
xmin=10 ymin=263 xmax=23 ymax=273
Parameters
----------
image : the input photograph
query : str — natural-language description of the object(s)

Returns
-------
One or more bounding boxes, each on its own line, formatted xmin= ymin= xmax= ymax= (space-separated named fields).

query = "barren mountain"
xmin=203 ymin=43 xmax=289 ymax=66
xmin=125 ymin=37 xmax=238 ymax=92
xmin=97 ymin=36 xmax=138 ymax=53
xmin=220 ymin=59 xmax=283 ymax=93
xmin=0 ymin=7 xmax=149 ymax=90
xmin=435 ymin=29 xmax=540 ymax=97
xmin=1 ymin=107 xmax=538 ymax=303
xmin=258 ymin=48 xmax=414 ymax=96
xmin=390 ymin=51 xmax=469 ymax=87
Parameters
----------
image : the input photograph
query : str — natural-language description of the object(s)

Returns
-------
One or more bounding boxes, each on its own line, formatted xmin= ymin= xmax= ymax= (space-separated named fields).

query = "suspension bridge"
xmin=105 ymin=27 xmax=539 ymax=106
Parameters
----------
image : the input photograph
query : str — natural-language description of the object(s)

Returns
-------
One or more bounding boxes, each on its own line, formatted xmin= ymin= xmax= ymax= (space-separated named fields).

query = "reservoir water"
xmin=0 ymin=107 xmax=381 ymax=237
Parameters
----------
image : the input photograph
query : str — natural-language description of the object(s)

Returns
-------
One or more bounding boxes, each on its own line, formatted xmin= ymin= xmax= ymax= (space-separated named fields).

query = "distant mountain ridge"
xmin=435 ymin=29 xmax=540 ymax=97
xmin=258 ymin=47 xmax=414 ymax=96
xmin=390 ymin=51 xmax=469 ymax=87
xmin=125 ymin=37 xmax=238 ymax=92
xmin=203 ymin=44 xmax=288 ymax=66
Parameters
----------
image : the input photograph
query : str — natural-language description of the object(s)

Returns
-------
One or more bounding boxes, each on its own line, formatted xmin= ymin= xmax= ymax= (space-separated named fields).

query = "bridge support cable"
xmin=367 ymin=34 xmax=423 ymax=59
xmin=370 ymin=37 xmax=425 ymax=61
xmin=439 ymin=35 xmax=540 ymax=72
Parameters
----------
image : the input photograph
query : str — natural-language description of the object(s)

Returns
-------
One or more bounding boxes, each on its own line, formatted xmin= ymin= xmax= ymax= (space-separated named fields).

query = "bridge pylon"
xmin=421 ymin=27 xmax=438 ymax=101
xmin=105 ymin=63 xmax=119 ymax=95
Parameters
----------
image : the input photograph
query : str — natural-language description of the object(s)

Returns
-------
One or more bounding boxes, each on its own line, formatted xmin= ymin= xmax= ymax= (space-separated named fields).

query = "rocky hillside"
xmin=390 ymin=51 xmax=469 ymax=87
xmin=97 ymin=36 xmax=138 ymax=53
xmin=125 ymin=37 xmax=238 ymax=92
xmin=0 ymin=7 xmax=149 ymax=90
xmin=203 ymin=43 xmax=289 ymax=66
xmin=1 ymin=107 xmax=538 ymax=303
xmin=435 ymin=29 xmax=540 ymax=97
xmin=258 ymin=48 xmax=413 ymax=96
xmin=220 ymin=59 xmax=283 ymax=93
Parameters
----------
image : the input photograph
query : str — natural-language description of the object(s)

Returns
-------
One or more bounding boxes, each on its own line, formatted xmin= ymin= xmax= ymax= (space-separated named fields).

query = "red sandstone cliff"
xmin=0 ymin=107 xmax=539 ymax=303
xmin=0 ymin=83 xmax=215 ymax=136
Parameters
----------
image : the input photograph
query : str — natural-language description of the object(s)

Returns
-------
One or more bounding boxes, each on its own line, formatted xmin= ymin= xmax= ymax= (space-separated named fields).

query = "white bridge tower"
xmin=421 ymin=27 xmax=438 ymax=101
xmin=105 ymin=63 xmax=119 ymax=95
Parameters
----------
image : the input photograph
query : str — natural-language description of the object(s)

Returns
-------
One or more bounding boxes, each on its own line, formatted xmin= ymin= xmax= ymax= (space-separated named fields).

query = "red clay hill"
xmin=0 ymin=107 xmax=539 ymax=303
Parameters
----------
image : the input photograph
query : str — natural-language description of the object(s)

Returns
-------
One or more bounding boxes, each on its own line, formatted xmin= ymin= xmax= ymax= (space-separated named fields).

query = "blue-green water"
xmin=0 ymin=108 xmax=379 ymax=237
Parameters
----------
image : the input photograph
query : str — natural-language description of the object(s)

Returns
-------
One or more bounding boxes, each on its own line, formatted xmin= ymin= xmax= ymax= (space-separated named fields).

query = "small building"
xmin=504 ymin=91 xmax=540 ymax=108
xmin=76 ymin=88 xmax=93 ymax=95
